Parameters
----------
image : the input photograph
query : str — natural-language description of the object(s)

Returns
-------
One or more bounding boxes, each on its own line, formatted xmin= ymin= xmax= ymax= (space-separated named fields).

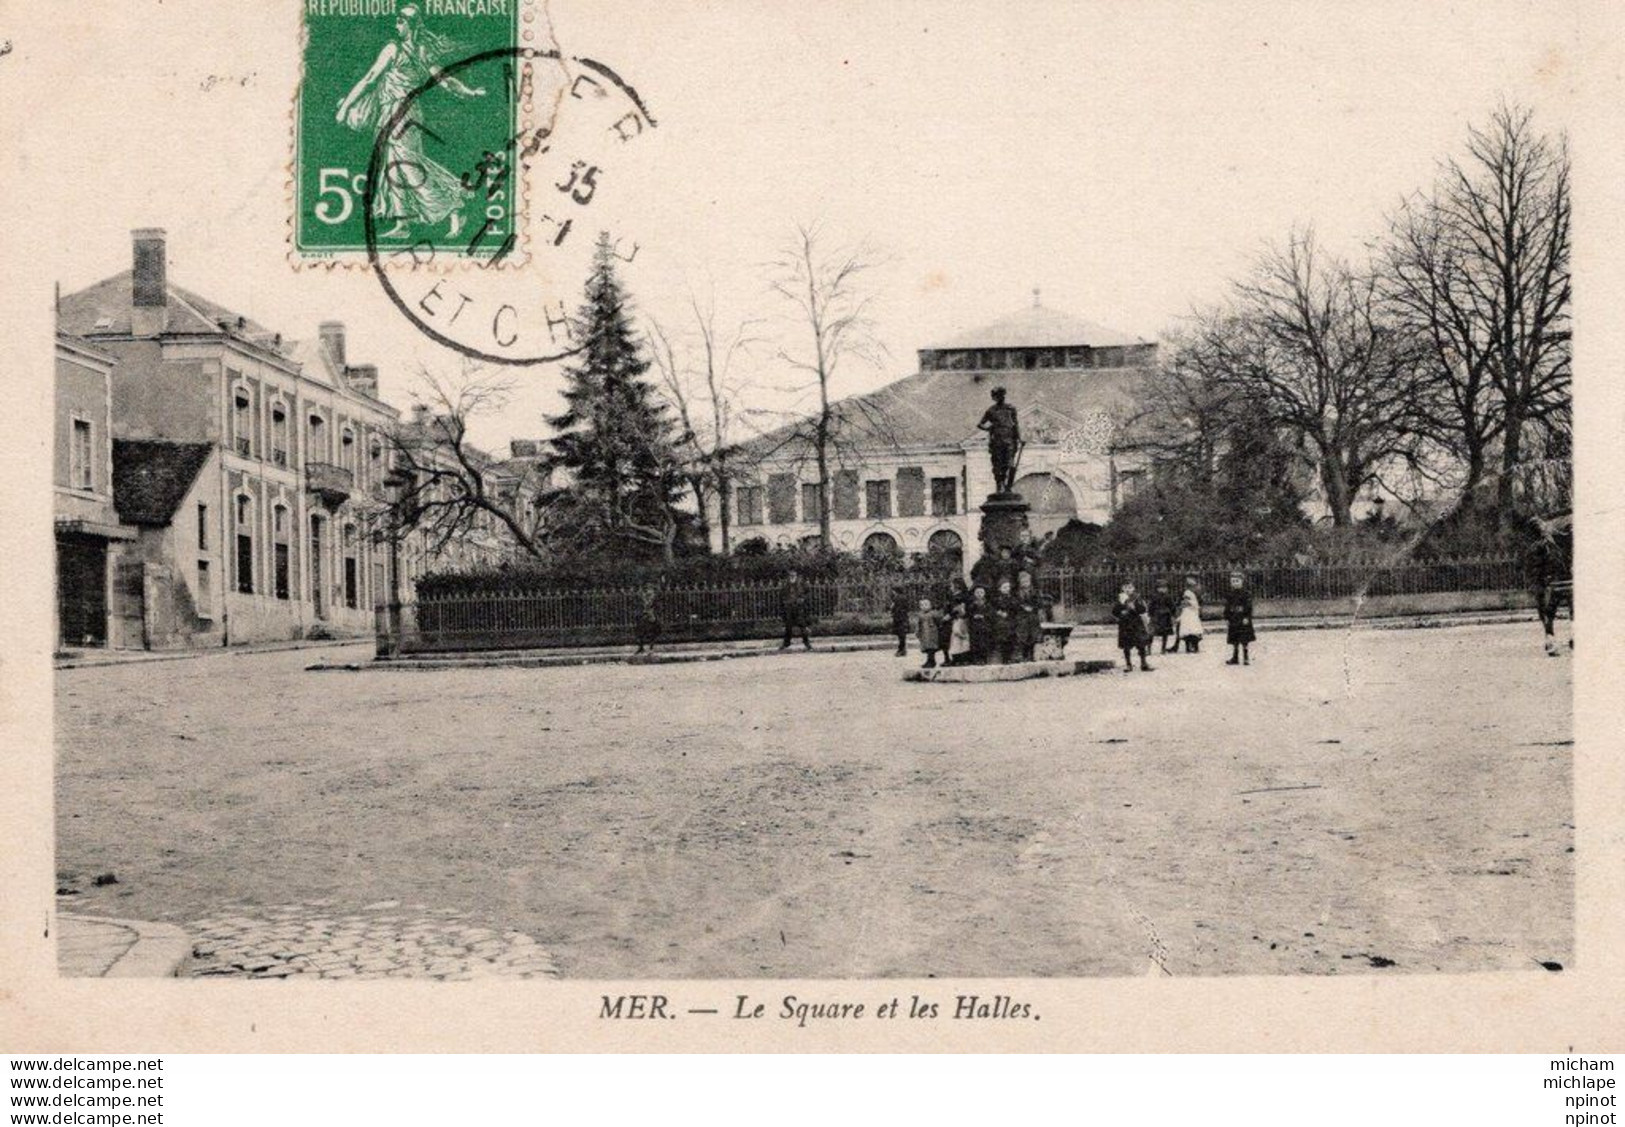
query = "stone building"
xmin=719 ymin=299 xmax=1157 ymax=564
xmin=58 ymin=229 xmax=400 ymax=646
xmin=54 ymin=333 xmax=136 ymax=648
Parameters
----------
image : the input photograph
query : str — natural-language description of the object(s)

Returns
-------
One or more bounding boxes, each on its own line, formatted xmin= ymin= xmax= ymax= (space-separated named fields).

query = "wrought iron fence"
xmin=395 ymin=556 xmax=1531 ymax=654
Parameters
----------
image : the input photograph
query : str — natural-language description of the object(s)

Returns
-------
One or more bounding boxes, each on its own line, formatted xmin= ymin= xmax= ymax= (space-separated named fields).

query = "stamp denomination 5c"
xmin=294 ymin=0 xmax=522 ymax=264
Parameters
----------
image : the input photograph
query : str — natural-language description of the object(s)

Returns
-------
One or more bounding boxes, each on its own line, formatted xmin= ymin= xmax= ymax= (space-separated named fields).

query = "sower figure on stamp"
xmin=780 ymin=568 xmax=813 ymax=650
xmin=335 ymin=4 xmax=485 ymax=240
xmin=978 ymin=387 xmax=1022 ymax=494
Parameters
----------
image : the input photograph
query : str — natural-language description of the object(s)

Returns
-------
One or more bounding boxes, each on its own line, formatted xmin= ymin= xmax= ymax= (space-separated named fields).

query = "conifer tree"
xmin=543 ymin=233 xmax=683 ymax=560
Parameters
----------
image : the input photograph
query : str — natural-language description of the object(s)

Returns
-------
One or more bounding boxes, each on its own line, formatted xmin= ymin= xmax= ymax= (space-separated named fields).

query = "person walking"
xmin=780 ymin=568 xmax=813 ymax=650
xmin=1148 ymin=578 xmax=1177 ymax=654
xmin=889 ymin=584 xmax=913 ymax=657
xmin=1177 ymin=576 xmax=1205 ymax=654
xmin=632 ymin=583 xmax=661 ymax=655
xmin=1113 ymin=581 xmax=1154 ymax=672
xmin=1223 ymin=571 xmax=1256 ymax=665
xmin=915 ymin=597 xmax=942 ymax=669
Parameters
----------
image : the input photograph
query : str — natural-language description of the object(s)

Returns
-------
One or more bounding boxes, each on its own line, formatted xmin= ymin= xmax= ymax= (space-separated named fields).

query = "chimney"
xmin=318 ymin=321 xmax=346 ymax=369
xmin=348 ymin=363 xmax=379 ymax=397
xmin=131 ymin=228 xmax=167 ymax=335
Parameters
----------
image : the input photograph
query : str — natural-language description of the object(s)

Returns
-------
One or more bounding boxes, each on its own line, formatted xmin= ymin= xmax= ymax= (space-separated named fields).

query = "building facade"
xmin=54 ymin=334 xmax=136 ymax=649
xmin=717 ymin=302 xmax=1158 ymax=565
xmin=59 ymin=229 xmax=400 ymax=647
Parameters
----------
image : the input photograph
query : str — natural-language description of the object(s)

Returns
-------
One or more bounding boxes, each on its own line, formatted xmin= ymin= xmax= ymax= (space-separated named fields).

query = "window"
xmin=832 ymin=471 xmax=860 ymax=521
xmin=341 ymin=428 xmax=356 ymax=472
xmin=70 ymin=418 xmax=93 ymax=490
xmin=232 ymin=390 xmax=252 ymax=457
xmin=767 ymin=473 xmax=798 ymax=524
xmin=307 ymin=413 xmax=325 ymax=462
xmin=196 ymin=560 xmax=211 ymax=607
xmin=865 ymin=480 xmax=892 ymax=521
xmin=271 ymin=405 xmax=288 ymax=467
xmin=930 ymin=476 xmax=958 ymax=517
xmin=1116 ymin=468 xmax=1146 ymax=505
xmin=800 ymin=483 xmax=822 ymax=524
xmin=196 ymin=503 xmax=208 ymax=550
xmin=343 ymin=524 xmax=359 ymax=609
xmin=737 ymin=485 xmax=764 ymax=526
xmin=896 ymin=467 xmax=926 ymax=518
xmin=273 ymin=505 xmax=290 ymax=600
xmin=235 ymin=494 xmax=254 ymax=594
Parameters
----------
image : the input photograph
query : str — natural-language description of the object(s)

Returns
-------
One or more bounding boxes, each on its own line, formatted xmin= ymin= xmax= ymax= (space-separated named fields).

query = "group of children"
xmin=1111 ymin=573 xmax=1256 ymax=672
xmin=892 ymin=570 xmax=1050 ymax=668
xmin=891 ymin=570 xmax=1259 ymax=673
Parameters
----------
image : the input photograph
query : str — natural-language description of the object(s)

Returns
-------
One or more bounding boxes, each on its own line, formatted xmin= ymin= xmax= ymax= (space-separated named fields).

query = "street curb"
xmin=60 ymin=914 xmax=190 ymax=978
xmin=56 ymin=637 xmax=369 ymax=671
xmin=354 ymin=611 xmax=1540 ymax=672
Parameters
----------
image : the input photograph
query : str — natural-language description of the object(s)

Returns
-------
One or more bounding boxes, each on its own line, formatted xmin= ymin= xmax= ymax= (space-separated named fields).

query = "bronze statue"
xmin=977 ymin=387 xmax=1022 ymax=494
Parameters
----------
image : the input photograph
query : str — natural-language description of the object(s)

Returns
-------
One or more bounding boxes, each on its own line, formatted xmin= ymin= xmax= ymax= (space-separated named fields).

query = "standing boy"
xmin=1223 ymin=571 xmax=1255 ymax=665
xmin=1113 ymin=581 xmax=1154 ymax=672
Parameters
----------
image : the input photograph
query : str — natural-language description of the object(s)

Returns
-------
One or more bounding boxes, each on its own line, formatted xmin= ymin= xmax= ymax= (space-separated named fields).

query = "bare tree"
xmin=384 ymin=361 xmax=552 ymax=564
xmin=1117 ymin=325 xmax=1242 ymax=487
xmin=647 ymin=291 xmax=761 ymax=553
xmin=1382 ymin=103 xmax=1570 ymax=520
xmin=1209 ymin=230 xmax=1427 ymax=527
xmin=763 ymin=222 xmax=890 ymax=548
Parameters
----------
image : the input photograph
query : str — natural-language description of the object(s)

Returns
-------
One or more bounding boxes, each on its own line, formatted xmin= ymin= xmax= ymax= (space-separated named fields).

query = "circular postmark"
xmin=363 ymin=45 xmax=656 ymax=365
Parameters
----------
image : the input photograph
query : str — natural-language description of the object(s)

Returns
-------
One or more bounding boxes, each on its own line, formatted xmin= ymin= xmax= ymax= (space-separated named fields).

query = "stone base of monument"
xmin=904 ymin=658 xmax=1116 ymax=684
xmin=977 ymin=491 xmax=1031 ymax=556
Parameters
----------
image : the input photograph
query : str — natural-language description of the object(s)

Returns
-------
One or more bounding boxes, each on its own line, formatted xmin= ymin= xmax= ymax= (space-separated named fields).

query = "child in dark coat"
xmin=633 ymin=584 xmax=661 ymax=654
xmin=915 ymin=597 xmax=941 ymax=669
xmin=1113 ymin=581 xmax=1154 ymax=672
xmin=1148 ymin=578 xmax=1177 ymax=654
xmin=1223 ymin=572 xmax=1256 ymax=665
xmin=967 ymin=586 xmax=994 ymax=665
xmin=890 ymin=585 xmax=913 ymax=657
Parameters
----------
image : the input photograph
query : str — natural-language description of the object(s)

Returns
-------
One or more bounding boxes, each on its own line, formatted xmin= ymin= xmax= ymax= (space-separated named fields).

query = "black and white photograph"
xmin=3 ymin=0 xmax=1618 ymax=1067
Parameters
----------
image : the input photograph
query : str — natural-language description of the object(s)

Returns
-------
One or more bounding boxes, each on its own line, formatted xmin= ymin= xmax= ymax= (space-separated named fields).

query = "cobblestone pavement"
xmin=184 ymin=901 xmax=559 ymax=980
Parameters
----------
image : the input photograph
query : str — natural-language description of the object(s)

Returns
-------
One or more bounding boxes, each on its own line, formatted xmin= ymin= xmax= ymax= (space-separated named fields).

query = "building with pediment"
xmin=717 ymin=297 xmax=1157 ymax=564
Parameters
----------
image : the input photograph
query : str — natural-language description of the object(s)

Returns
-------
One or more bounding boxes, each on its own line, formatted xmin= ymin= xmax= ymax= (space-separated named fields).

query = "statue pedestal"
xmin=978 ymin=492 xmax=1031 ymax=557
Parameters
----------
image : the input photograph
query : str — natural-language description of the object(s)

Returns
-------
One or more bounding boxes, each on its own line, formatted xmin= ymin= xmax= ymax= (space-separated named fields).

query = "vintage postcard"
xmin=1 ymin=0 xmax=1622 ymax=1053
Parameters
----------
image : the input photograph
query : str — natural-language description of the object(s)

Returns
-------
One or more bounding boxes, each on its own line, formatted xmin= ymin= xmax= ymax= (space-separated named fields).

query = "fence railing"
xmin=392 ymin=556 xmax=1532 ymax=654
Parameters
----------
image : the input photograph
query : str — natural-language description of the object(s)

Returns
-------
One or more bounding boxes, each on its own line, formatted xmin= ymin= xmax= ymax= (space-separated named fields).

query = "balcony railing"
xmin=305 ymin=460 xmax=354 ymax=507
xmin=234 ymin=437 xmax=252 ymax=457
xmin=271 ymin=448 xmax=288 ymax=468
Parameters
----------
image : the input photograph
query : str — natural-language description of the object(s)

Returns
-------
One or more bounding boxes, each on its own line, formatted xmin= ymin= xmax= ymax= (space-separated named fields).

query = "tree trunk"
xmin=1320 ymin=453 xmax=1353 ymax=527
xmin=1497 ymin=402 xmax=1525 ymax=519
xmin=717 ymin=471 xmax=732 ymax=555
xmin=815 ymin=418 xmax=832 ymax=548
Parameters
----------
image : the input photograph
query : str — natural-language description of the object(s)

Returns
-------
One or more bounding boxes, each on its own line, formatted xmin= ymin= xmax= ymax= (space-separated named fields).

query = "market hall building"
xmin=717 ymin=299 xmax=1158 ymax=563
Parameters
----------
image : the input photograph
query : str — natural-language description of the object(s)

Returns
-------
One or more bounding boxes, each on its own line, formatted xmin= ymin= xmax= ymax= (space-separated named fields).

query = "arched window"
xmin=927 ymin=529 xmax=964 ymax=564
xmin=862 ymin=531 xmax=901 ymax=560
xmin=1013 ymin=472 xmax=1079 ymax=540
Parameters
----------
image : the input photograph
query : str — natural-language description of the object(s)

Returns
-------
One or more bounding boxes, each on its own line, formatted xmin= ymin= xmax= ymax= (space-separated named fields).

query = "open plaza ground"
xmin=54 ymin=621 xmax=1572 ymax=979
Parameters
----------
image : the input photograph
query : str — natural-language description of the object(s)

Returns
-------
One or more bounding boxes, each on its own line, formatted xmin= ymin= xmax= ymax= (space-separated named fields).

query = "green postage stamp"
xmin=294 ymin=0 xmax=523 ymax=264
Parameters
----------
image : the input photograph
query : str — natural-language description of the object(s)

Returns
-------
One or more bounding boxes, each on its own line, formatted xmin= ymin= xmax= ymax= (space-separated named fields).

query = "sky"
xmin=30 ymin=0 xmax=1579 ymax=453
